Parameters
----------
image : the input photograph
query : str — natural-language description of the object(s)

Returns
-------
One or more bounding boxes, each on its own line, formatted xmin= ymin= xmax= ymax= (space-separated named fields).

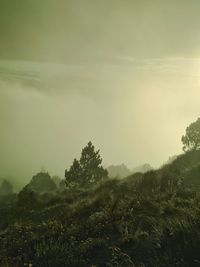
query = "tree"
xmin=18 ymin=186 xmax=38 ymax=207
xmin=65 ymin=141 xmax=108 ymax=188
xmin=65 ymin=159 xmax=83 ymax=188
xmin=182 ymin=118 xmax=200 ymax=152
xmin=26 ymin=172 xmax=57 ymax=193
xmin=0 ymin=179 xmax=13 ymax=195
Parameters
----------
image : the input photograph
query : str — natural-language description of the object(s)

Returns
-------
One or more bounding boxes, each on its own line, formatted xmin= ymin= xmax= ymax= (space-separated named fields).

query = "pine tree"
xmin=65 ymin=159 xmax=83 ymax=188
xmin=65 ymin=142 xmax=108 ymax=189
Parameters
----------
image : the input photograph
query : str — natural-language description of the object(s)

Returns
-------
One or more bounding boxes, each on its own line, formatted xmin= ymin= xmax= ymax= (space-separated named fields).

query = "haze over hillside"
xmin=107 ymin=163 xmax=153 ymax=178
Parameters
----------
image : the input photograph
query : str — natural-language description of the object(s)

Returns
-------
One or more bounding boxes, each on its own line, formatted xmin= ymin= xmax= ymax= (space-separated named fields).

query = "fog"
xmin=1 ymin=0 xmax=200 ymax=181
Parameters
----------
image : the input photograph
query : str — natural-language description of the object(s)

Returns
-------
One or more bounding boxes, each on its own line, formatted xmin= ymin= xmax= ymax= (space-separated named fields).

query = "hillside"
xmin=1 ymin=150 xmax=200 ymax=266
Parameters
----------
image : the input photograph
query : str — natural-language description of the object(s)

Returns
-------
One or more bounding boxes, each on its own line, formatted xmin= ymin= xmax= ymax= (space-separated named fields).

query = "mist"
xmin=3 ymin=2 xmax=200 ymax=265
xmin=1 ymin=58 xmax=199 ymax=182
xmin=1 ymin=0 xmax=200 ymax=182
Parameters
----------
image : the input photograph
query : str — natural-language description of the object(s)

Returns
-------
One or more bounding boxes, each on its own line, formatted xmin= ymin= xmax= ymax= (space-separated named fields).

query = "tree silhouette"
xmin=27 ymin=172 xmax=57 ymax=193
xmin=0 ymin=179 xmax=13 ymax=195
xmin=65 ymin=159 xmax=83 ymax=188
xmin=65 ymin=141 xmax=108 ymax=188
xmin=182 ymin=118 xmax=200 ymax=152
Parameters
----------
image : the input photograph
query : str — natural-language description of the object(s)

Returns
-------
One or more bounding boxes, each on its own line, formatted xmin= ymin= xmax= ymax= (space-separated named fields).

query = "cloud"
xmin=1 ymin=56 xmax=200 ymax=180
xmin=2 ymin=1 xmax=200 ymax=62
xmin=1 ymin=57 xmax=200 ymax=100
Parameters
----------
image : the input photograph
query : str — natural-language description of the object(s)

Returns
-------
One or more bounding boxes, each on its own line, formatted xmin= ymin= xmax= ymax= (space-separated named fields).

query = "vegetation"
xmin=182 ymin=117 xmax=200 ymax=152
xmin=1 ymin=125 xmax=200 ymax=266
xmin=65 ymin=141 xmax=108 ymax=189
xmin=0 ymin=179 xmax=13 ymax=196
xmin=26 ymin=172 xmax=57 ymax=193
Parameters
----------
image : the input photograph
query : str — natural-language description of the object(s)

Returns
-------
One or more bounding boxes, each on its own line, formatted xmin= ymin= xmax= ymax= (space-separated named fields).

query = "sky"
xmin=1 ymin=0 xmax=200 ymax=181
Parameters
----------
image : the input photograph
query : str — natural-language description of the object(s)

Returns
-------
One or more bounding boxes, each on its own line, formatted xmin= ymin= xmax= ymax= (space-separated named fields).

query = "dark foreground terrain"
xmin=1 ymin=151 xmax=200 ymax=266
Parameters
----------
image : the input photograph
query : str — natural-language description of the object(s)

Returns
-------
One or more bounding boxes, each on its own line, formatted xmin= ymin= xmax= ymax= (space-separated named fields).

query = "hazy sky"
xmin=1 ymin=0 xmax=200 ymax=181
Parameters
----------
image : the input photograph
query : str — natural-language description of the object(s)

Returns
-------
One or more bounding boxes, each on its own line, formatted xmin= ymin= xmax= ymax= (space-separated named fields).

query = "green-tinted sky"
xmin=1 ymin=0 xmax=200 ymax=61
xmin=1 ymin=0 xmax=200 ymax=181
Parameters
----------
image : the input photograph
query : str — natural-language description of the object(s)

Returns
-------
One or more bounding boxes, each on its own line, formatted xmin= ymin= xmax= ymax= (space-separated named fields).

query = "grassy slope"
xmin=1 ymin=151 xmax=200 ymax=266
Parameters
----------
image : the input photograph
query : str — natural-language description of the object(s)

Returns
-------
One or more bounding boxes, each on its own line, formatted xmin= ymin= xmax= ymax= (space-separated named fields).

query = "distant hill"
xmin=107 ymin=164 xmax=131 ymax=178
xmin=107 ymin=163 xmax=153 ymax=179
xmin=0 ymin=176 xmax=24 ymax=192
xmin=132 ymin=163 xmax=153 ymax=174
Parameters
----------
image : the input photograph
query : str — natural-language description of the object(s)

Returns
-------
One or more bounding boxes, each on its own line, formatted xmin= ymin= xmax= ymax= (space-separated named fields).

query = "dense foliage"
xmin=26 ymin=172 xmax=57 ymax=193
xmin=1 ymin=150 xmax=200 ymax=266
